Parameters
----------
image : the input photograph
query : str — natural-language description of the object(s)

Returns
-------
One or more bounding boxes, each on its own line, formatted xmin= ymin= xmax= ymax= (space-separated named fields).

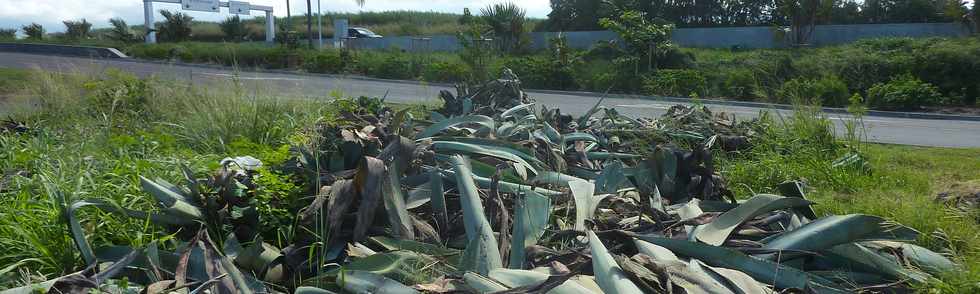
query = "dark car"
xmin=348 ymin=27 xmax=383 ymax=38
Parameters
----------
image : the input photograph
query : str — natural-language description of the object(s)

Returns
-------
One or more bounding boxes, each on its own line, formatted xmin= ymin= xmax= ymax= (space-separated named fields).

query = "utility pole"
xmin=306 ymin=0 xmax=313 ymax=48
xmin=286 ymin=0 xmax=291 ymax=30
xmin=317 ymin=0 xmax=322 ymax=48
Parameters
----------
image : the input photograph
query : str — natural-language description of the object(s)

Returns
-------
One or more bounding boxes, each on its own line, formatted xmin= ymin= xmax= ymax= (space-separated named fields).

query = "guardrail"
xmin=0 ymin=43 xmax=128 ymax=59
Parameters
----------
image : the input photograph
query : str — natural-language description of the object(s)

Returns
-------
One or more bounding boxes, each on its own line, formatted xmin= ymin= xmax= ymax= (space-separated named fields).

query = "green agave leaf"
xmin=427 ymin=172 xmax=449 ymax=236
xmin=587 ymin=231 xmax=644 ymax=293
xmin=530 ymin=171 xmax=585 ymax=188
xmin=488 ymin=268 xmax=599 ymax=294
xmin=586 ymin=152 xmax=642 ymax=160
xmin=294 ymin=286 xmax=338 ymax=294
xmin=337 ymin=270 xmax=420 ymax=294
xmin=140 ymin=176 xmax=204 ymax=221
xmin=432 ymin=141 xmax=539 ymax=176
xmin=634 ymin=235 xmax=824 ymax=291
xmin=824 ymin=243 xmax=931 ymax=283
xmin=439 ymin=162 xmax=562 ymax=197
xmin=570 ymin=179 xmax=609 ymax=231
xmin=899 ymin=243 xmax=957 ymax=275
xmin=451 ymin=155 xmax=503 ymax=275
xmin=695 ymin=194 xmax=812 ymax=246
xmin=430 ymin=137 xmax=542 ymax=166
xmin=595 ymin=161 xmax=628 ymax=194
xmin=383 ymin=160 xmax=415 ymax=240
xmin=634 ymin=239 xmax=680 ymax=262
xmin=562 ymin=132 xmax=599 ymax=151
xmin=509 ymin=191 xmax=551 ymax=269
xmin=762 ymin=214 xmax=920 ymax=260
xmin=500 ymin=103 xmax=536 ymax=119
xmin=417 ymin=115 xmax=495 ymax=138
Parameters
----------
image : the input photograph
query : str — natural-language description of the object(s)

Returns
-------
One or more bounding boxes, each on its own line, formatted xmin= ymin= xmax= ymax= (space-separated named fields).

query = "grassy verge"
xmin=0 ymin=68 xmax=978 ymax=291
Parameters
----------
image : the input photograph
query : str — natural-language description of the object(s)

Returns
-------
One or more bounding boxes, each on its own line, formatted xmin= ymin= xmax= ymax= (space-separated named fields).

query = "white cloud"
xmin=0 ymin=0 xmax=552 ymax=32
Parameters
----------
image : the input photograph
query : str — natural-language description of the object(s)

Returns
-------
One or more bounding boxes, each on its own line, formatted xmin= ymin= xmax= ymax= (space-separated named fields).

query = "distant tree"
xmin=22 ymin=23 xmax=45 ymax=40
xmin=0 ymin=28 xmax=15 ymax=40
xmin=481 ymin=2 xmax=530 ymax=53
xmin=459 ymin=8 xmax=475 ymax=25
xmin=599 ymin=10 xmax=675 ymax=72
xmin=220 ymin=15 xmax=248 ymax=42
xmin=157 ymin=10 xmax=193 ymax=42
xmin=777 ymin=0 xmax=836 ymax=46
xmin=63 ymin=19 xmax=93 ymax=41
xmin=545 ymin=0 xmax=606 ymax=31
xmin=106 ymin=18 xmax=139 ymax=43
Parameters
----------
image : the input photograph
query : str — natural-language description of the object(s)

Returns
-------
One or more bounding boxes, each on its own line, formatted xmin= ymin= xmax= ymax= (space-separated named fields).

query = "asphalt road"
xmin=2 ymin=52 xmax=978 ymax=148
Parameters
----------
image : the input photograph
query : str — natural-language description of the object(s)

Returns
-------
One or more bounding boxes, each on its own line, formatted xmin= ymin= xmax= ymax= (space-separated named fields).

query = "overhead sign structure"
xmin=228 ymin=1 xmax=251 ymax=15
xmin=144 ymin=0 xmax=275 ymax=44
xmin=181 ymin=0 xmax=220 ymax=13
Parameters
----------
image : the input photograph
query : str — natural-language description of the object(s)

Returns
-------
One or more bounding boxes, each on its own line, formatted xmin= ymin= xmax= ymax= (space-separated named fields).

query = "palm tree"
xmin=481 ymin=2 xmax=528 ymax=53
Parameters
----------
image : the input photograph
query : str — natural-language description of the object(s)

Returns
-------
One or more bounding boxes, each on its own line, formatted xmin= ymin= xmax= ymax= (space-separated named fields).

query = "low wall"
xmin=0 ymin=43 xmax=128 ymax=58
xmin=340 ymin=22 xmax=970 ymax=52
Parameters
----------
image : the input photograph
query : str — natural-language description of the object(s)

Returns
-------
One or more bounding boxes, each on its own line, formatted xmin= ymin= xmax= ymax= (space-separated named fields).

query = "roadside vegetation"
xmin=0 ymin=64 xmax=979 ymax=292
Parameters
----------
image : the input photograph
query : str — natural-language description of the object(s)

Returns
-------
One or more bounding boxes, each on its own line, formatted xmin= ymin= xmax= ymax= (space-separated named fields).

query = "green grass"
xmin=1 ymin=68 xmax=979 ymax=291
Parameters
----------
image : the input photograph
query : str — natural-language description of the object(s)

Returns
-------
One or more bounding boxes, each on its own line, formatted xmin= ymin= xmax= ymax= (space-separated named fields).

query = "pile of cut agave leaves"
xmin=2 ymin=71 xmax=958 ymax=294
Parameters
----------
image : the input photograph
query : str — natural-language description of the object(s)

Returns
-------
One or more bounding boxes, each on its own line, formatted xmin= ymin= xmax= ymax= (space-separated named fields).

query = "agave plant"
xmin=4 ymin=70 xmax=958 ymax=294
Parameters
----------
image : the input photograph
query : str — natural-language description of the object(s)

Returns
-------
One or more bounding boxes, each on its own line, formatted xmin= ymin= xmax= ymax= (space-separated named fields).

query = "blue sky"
xmin=0 ymin=0 xmax=552 ymax=32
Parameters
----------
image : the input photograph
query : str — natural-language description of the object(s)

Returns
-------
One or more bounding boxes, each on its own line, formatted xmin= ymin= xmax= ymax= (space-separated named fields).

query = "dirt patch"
xmin=936 ymin=180 xmax=980 ymax=215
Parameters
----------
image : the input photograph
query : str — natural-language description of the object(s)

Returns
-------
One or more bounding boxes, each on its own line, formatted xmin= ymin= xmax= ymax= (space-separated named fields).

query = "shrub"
xmin=355 ymin=52 xmax=415 ymax=80
xmin=157 ymin=10 xmax=193 ymax=42
xmin=421 ymin=60 xmax=470 ymax=83
xmin=866 ymin=74 xmax=944 ymax=111
xmin=502 ymin=56 xmax=576 ymax=90
xmin=22 ymin=23 xmax=44 ymax=40
xmin=911 ymin=39 xmax=980 ymax=105
xmin=303 ymin=50 xmax=346 ymax=74
xmin=775 ymin=76 xmax=850 ymax=106
xmin=106 ymin=18 xmax=139 ymax=43
xmin=63 ymin=19 xmax=92 ymax=41
xmin=219 ymin=15 xmax=248 ymax=42
xmin=719 ymin=69 xmax=759 ymax=101
xmin=0 ymin=28 xmax=17 ymax=40
xmin=642 ymin=69 xmax=707 ymax=97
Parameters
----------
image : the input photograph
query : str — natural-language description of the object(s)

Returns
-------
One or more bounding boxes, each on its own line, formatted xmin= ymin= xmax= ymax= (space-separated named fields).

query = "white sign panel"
xmin=181 ymin=0 xmax=220 ymax=13
xmin=229 ymin=1 xmax=251 ymax=15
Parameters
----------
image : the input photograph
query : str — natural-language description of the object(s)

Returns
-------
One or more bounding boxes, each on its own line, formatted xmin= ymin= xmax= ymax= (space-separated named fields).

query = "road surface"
xmin=1 ymin=52 xmax=978 ymax=148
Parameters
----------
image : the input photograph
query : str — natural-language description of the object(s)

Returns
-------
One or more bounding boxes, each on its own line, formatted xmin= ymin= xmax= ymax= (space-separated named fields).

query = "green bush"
xmin=866 ymin=74 xmax=944 ymax=111
xmin=502 ymin=56 xmax=576 ymax=90
xmin=719 ymin=69 xmax=759 ymax=101
xmin=642 ymin=69 xmax=707 ymax=97
xmin=911 ymin=39 xmax=980 ymax=105
xmin=775 ymin=76 xmax=850 ymax=106
xmin=421 ymin=60 xmax=470 ymax=83
xmin=303 ymin=50 xmax=346 ymax=74
xmin=0 ymin=28 xmax=15 ymax=40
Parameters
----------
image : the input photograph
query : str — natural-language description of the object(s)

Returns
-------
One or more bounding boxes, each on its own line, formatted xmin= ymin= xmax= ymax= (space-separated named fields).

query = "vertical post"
xmin=266 ymin=11 xmax=276 ymax=43
xmin=317 ymin=0 xmax=322 ymax=48
xmin=144 ymin=0 xmax=156 ymax=44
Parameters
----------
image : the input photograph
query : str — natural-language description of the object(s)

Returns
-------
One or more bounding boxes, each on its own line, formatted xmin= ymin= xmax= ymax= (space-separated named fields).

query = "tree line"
xmin=543 ymin=0 xmax=976 ymax=30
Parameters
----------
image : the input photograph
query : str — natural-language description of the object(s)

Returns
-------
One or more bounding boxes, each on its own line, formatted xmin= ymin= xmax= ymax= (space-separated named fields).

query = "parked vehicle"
xmin=348 ymin=27 xmax=382 ymax=38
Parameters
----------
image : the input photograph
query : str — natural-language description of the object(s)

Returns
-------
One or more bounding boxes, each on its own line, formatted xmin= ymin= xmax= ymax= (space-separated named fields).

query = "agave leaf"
xmin=570 ymin=179 xmax=609 ymax=231
xmin=509 ymin=191 xmax=551 ymax=269
xmin=762 ymin=214 xmax=919 ymax=260
xmin=451 ymin=155 xmax=503 ymax=275
xmin=430 ymin=137 xmax=542 ymax=166
xmin=695 ymin=194 xmax=812 ymax=246
xmin=530 ymin=171 xmax=584 ymax=188
xmin=650 ymin=258 xmax=733 ymax=294
xmin=587 ymin=231 xmax=644 ymax=293
xmin=432 ymin=141 xmax=539 ymax=176
xmin=140 ymin=176 xmax=204 ymax=221
xmin=294 ymin=286 xmax=338 ymax=294
xmin=562 ymin=133 xmax=598 ymax=152
xmin=586 ymin=152 xmax=642 ymax=160
xmin=595 ymin=161 xmax=628 ymax=194
xmin=634 ymin=240 xmax=679 ymax=262
xmin=691 ymin=259 xmax=774 ymax=294
xmin=898 ymin=243 xmax=957 ymax=275
xmin=353 ymin=157 xmax=387 ymax=242
xmin=235 ymin=240 xmax=285 ymax=282
xmin=501 ymin=103 xmax=536 ymax=119
xmin=368 ymin=236 xmax=460 ymax=258
xmin=439 ymin=163 xmax=562 ymax=197
xmin=488 ymin=268 xmax=598 ymax=294
xmin=428 ymin=171 xmax=449 ymax=234
xmin=417 ymin=115 xmax=495 ymax=138
xmin=824 ymin=243 xmax=931 ymax=283
xmin=463 ymin=272 xmax=510 ymax=292
xmin=383 ymin=160 xmax=415 ymax=240
xmin=634 ymin=235 xmax=818 ymax=291
xmin=337 ymin=270 xmax=420 ymax=294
